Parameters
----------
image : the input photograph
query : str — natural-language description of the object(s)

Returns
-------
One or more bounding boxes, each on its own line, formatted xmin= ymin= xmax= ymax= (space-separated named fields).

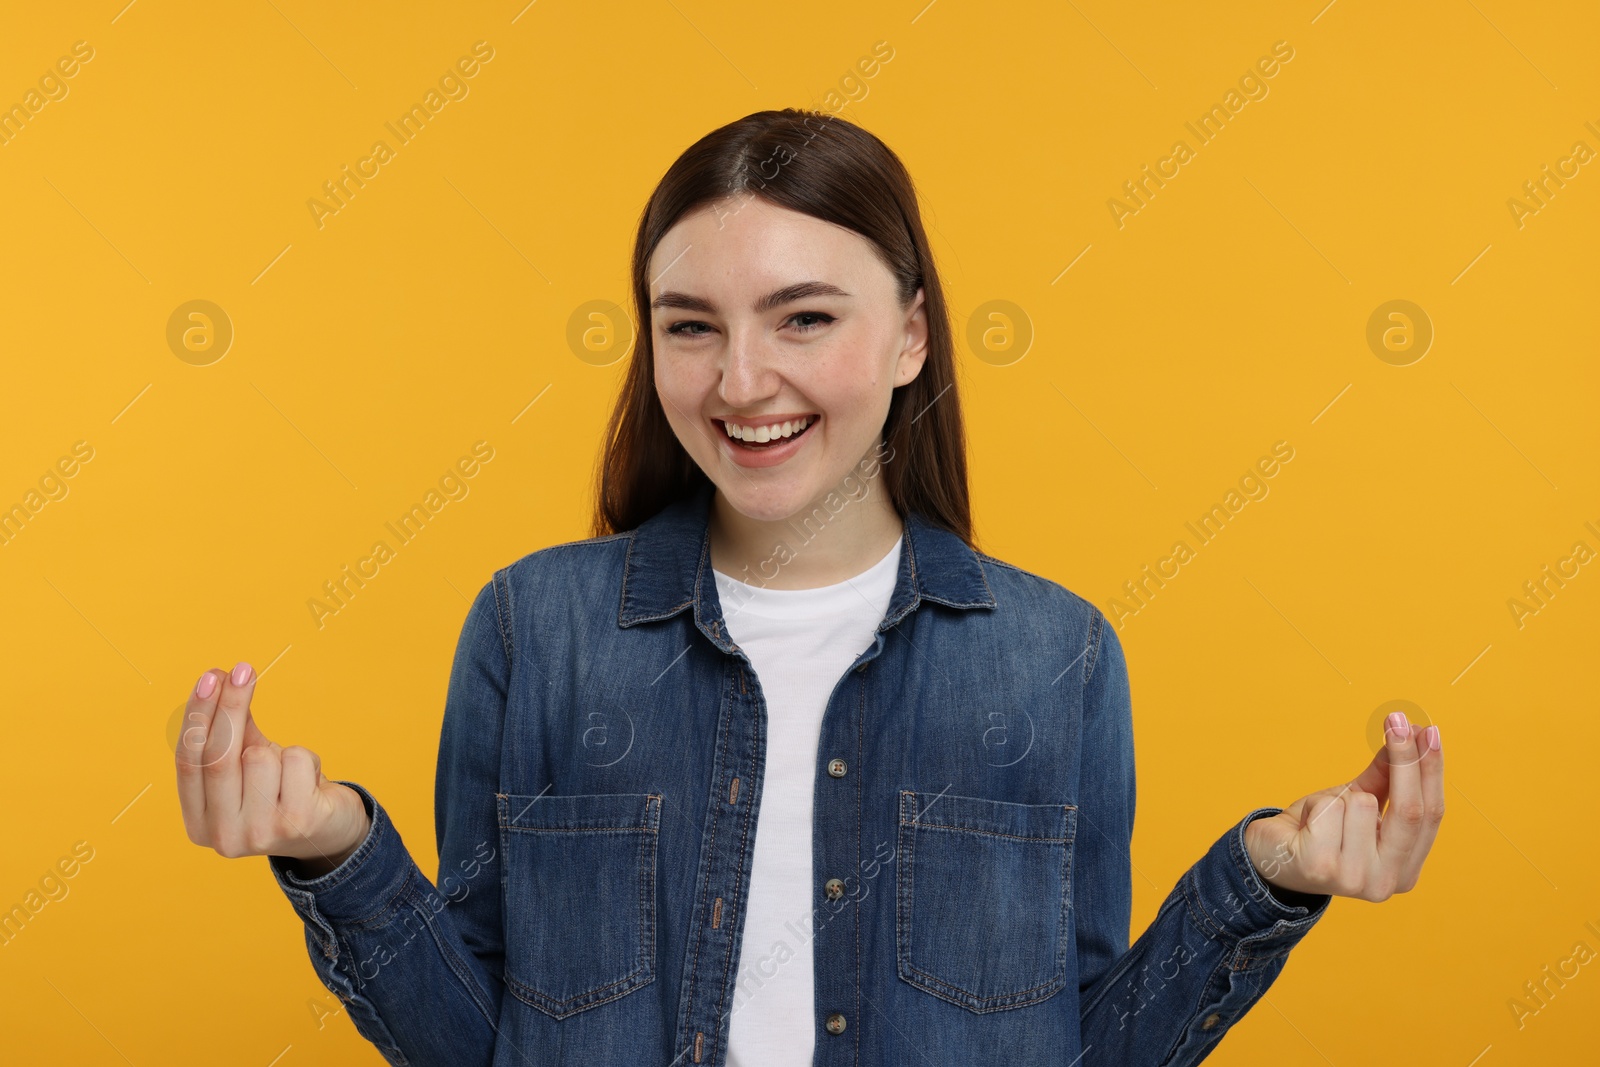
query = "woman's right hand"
xmin=174 ymin=661 xmax=371 ymax=879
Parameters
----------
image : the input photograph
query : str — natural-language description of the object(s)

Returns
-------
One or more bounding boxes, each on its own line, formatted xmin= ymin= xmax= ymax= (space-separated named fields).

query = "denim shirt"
xmin=268 ymin=482 xmax=1330 ymax=1066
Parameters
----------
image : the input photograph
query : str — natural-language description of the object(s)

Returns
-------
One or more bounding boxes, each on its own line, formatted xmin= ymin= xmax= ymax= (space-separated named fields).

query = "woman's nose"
xmin=717 ymin=333 xmax=780 ymax=404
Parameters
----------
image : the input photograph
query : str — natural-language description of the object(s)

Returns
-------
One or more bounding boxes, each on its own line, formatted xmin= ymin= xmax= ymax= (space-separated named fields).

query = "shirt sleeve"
xmin=1073 ymin=608 xmax=1332 ymax=1066
xmin=266 ymin=575 xmax=513 ymax=1067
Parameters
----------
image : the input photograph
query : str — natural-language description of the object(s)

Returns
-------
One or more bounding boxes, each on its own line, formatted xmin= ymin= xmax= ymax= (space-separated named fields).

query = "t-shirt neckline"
xmin=712 ymin=536 xmax=902 ymax=618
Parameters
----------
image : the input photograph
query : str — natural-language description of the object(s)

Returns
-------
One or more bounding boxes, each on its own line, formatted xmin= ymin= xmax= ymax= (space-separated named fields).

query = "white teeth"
xmin=723 ymin=416 xmax=811 ymax=442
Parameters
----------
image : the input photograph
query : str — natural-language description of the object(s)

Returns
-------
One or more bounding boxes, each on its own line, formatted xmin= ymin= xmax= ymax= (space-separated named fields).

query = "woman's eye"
xmin=789 ymin=311 xmax=835 ymax=333
xmin=664 ymin=312 xmax=834 ymax=337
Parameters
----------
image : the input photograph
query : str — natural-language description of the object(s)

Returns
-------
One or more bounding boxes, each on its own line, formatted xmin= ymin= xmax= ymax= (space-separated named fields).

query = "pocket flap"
xmin=499 ymin=792 xmax=661 ymax=832
xmin=899 ymin=790 xmax=1074 ymax=841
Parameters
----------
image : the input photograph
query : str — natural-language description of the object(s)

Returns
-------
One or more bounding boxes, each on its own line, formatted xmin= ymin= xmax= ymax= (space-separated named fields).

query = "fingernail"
xmin=195 ymin=671 xmax=217 ymax=699
xmin=1385 ymin=711 xmax=1408 ymax=731
xmin=231 ymin=661 xmax=253 ymax=686
xmin=1427 ymin=724 xmax=1441 ymax=750
xmin=1387 ymin=723 xmax=1410 ymax=744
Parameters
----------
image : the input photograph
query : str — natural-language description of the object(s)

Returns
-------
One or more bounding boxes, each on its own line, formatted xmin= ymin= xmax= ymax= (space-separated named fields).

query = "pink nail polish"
xmin=231 ymin=662 xmax=253 ymax=686
xmin=1427 ymin=724 xmax=1441 ymax=750
xmin=195 ymin=671 xmax=217 ymax=698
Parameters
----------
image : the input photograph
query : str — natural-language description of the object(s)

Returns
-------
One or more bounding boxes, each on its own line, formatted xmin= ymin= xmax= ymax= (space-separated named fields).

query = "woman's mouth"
xmin=714 ymin=414 xmax=818 ymax=467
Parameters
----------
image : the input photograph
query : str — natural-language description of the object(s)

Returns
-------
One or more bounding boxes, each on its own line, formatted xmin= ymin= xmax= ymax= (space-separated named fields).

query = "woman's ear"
xmin=893 ymin=287 xmax=930 ymax=387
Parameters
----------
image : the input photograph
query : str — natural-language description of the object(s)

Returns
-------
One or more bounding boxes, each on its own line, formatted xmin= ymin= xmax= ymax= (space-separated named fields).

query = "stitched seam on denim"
xmin=502 ymin=931 xmax=650 ymax=1008
xmin=1058 ymin=808 xmax=1075 ymax=980
xmin=882 ymin=523 xmax=922 ymax=627
xmin=506 ymin=967 xmax=652 ymax=1017
xmin=1180 ymin=866 xmax=1234 ymax=944
xmin=336 ymin=929 xmax=364 ymax=991
xmin=708 ymin=668 xmax=763 ymax=1063
xmin=419 ymin=908 xmax=499 ymax=1030
xmin=681 ymin=669 xmax=736 ymax=1046
xmin=692 ymin=521 xmax=712 ymax=632
xmin=623 ymin=602 xmax=696 ymax=625
xmin=303 ymin=911 xmax=337 ymax=959
xmin=641 ymin=795 xmax=659 ymax=988
xmin=897 ymin=818 xmax=1074 ymax=842
xmin=678 ymin=663 xmax=735 ymax=1053
xmin=496 ymin=791 xmax=659 ymax=831
xmin=901 ymin=960 xmax=1066 ymax=1007
xmin=617 ymin=527 xmax=639 ymax=622
xmin=496 ymin=797 xmax=512 ymax=1000
xmin=501 ymin=825 xmax=655 ymax=834
xmin=899 ymin=824 xmax=1071 ymax=843
xmin=853 ymin=681 xmax=864 ymax=1067
xmin=898 ymin=521 xmax=994 ymax=610
xmin=409 ymin=881 xmax=498 ymax=1026
xmin=1077 ymin=891 xmax=1184 ymax=1018
xmin=895 ymin=978 xmax=1049 ymax=1014
xmin=491 ymin=568 xmax=514 ymax=669
xmin=895 ymin=792 xmax=915 ymax=987
xmin=339 ymin=855 xmax=415 ymax=930
xmin=331 ymin=895 xmax=416 ymax=1062
xmin=975 ymin=552 xmax=998 ymax=605
xmin=1083 ymin=609 xmax=1105 ymax=687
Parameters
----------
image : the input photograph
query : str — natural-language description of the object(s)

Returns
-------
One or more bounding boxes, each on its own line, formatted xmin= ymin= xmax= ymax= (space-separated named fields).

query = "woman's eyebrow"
xmin=650 ymin=281 xmax=852 ymax=314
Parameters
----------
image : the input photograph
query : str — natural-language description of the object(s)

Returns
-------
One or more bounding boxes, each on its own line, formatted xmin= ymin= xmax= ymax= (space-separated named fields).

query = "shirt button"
xmin=1201 ymin=1012 xmax=1221 ymax=1030
xmin=824 ymin=878 xmax=845 ymax=900
xmin=824 ymin=1012 xmax=847 ymax=1035
xmin=827 ymin=758 xmax=847 ymax=778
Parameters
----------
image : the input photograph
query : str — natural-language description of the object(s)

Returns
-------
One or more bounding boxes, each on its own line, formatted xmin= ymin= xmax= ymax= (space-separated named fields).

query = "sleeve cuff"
xmin=1183 ymin=806 xmax=1331 ymax=952
xmin=267 ymin=780 xmax=414 ymax=927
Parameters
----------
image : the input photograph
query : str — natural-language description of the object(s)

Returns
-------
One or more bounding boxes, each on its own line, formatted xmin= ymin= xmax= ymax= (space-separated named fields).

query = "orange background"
xmin=1 ymin=1 xmax=1595 ymax=1062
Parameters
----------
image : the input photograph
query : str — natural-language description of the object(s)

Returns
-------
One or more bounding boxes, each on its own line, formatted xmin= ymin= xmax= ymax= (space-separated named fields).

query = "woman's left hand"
xmin=1242 ymin=709 xmax=1444 ymax=901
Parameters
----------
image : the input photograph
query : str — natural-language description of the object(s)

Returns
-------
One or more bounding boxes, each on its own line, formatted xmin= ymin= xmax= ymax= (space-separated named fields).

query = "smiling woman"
xmin=599 ymin=111 xmax=969 ymax=589
xmin=182 ymin=107 xmax=1443 ymax=1067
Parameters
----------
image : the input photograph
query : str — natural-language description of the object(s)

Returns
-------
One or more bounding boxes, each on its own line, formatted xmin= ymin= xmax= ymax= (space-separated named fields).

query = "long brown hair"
xmin=592 ymin=108 xmax=972 ymax=545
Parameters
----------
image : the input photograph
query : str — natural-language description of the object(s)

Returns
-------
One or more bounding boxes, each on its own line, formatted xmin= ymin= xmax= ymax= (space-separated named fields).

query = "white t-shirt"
xmin=714 ymin=535 xmax=902 ymax=1064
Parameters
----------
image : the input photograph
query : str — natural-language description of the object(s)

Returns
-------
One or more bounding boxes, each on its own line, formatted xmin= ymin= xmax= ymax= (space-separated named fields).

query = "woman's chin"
xmin=713 ymin=481 xmax=823 ymax=526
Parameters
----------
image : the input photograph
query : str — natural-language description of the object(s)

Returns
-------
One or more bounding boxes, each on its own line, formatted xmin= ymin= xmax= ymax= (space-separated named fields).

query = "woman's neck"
xmin=708 ymin=481 xmax=904 ymax=591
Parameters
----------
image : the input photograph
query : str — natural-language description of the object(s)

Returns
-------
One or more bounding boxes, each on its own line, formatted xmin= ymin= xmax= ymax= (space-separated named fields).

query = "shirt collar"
xmin=618 ymin=480 xmax=996 ymax=643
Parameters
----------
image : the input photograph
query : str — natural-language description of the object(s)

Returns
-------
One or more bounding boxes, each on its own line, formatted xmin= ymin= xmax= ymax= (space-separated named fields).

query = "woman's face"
xmin=649 ymin=196 xmax=927 ymax=524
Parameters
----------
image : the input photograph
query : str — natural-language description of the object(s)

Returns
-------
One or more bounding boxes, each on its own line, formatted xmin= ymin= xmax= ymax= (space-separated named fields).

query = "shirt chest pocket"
xmin=896 ymin=790 xmax=1078 ymax=1013
xmin=496 ymin=792 xmax=662 ymax=1019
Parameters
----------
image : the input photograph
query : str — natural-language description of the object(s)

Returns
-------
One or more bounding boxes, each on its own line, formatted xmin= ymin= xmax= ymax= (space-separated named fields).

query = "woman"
xmin=175 ymin=109 xmax=1444 ymax=1066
